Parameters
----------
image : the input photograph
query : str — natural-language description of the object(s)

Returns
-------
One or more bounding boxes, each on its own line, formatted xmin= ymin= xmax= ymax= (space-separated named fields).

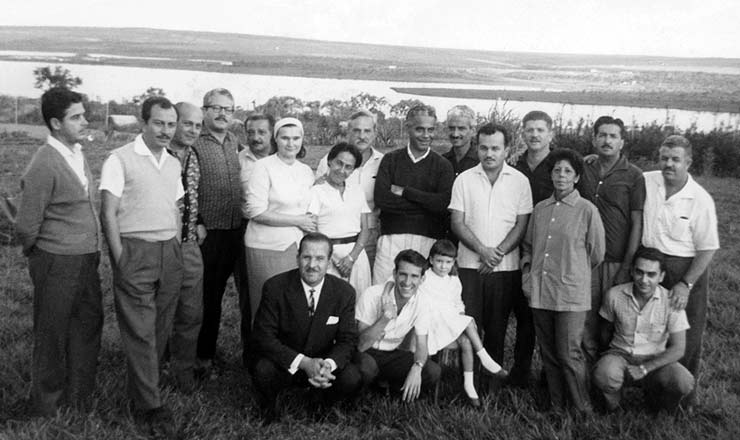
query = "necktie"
xmin=308 ymin=289 xmax=316 ymax=317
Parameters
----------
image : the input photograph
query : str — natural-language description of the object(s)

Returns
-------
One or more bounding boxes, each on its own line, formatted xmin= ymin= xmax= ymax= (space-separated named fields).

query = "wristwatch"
xmin=680 ymin=279 xmax=694 ymax=290
xmin=639 ymin=364 xmax=649 ymax=376
xmin=413 ymin=360 xmax=425 ymax=369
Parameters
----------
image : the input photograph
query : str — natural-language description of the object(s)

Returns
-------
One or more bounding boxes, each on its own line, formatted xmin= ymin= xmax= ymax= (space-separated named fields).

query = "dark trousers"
xmin=170 ymin=240 xmax=204 ymax=374
xmin=532 ymin=308 xmax=590 ymax=412
xmin=251 ymin=356 xmax=363 ymax=410
xmin=661 ymin=255 xmax=708 ymax=405
xmin=459 ymin=269 xmax=535 ymax=385
xmin=359 ymin=349 xmax=441 ymax=392
xmin=196 ymin=224 xmax=250 ymax=363
xmin=114 ymin=237 xmax=182 ymax=410
xmin=28 ymin=249 xmax=103 ymax=415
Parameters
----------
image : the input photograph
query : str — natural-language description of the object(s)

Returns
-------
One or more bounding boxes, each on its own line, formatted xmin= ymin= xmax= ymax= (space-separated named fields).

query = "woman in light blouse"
xmin=244 ymin=117 xmax=317 ymax=323
xmin=521 ymin=148 xmax=605 ymax=414
xmin=308 ymin=142 xmax=372 ymax=296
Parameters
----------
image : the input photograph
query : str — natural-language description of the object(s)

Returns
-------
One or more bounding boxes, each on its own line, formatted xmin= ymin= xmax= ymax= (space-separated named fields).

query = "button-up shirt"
xmin=47 ymin=135 xmax=88 ymax=191
xmin=442 ymin=144 xmax=479 ymax=176
xmin=600 ymin=283 xmax=689 ymax=356
xmin=522 ymin=190 xmax=605 ymax=312
xmin=356 ymin=284 xmax=429 ymax=351
xmin=642 ymin=171 xmax=719 ymax=257
xmin=168 ymin=141 xmax=201 ymax=243
xmin=448 ymin=163 xmax=532 ymax=271
xmin=581 ymin=155 xmax=645 ymax=262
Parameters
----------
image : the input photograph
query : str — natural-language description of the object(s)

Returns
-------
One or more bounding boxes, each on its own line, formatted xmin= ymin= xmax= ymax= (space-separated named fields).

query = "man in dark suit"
xmin=250 ymin=232 xmax=363 ymax=421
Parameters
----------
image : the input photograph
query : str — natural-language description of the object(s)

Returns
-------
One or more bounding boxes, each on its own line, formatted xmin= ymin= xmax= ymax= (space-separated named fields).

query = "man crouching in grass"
xmin=16 ymin=87 xmax=103 ymax=416
xmin=355 ymin=250 xmax=441 ymax=401
xmin=593 ymin=247 xmax=694 ymax=412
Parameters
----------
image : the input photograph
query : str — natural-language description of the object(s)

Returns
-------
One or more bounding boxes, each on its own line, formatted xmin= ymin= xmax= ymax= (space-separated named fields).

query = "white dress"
xmin=416 ymin=271 xmax=473 ymax=355
xmin=307 ymin=181 xmax=372 ymax=296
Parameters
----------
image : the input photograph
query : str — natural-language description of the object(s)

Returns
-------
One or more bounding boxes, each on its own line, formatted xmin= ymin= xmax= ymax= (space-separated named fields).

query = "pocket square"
xmin=326 ymin=316 xmax=339 ymax=325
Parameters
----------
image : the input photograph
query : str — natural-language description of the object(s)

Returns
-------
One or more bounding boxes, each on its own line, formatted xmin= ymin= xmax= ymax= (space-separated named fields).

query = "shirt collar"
xmin=47 ymin=135 xmax=81 ymax=157
xmin=406 ymin=144 xmax=431 ymax=163
xmin=621 ymin=283 xmax=664 ymax=304
xmin=239 ymin=146 xmax=258 ymax=162
xmin=301 ymin=277 xmax=326 ymax=298
xmin=472 ymin=162 xmax=513 ymax=178
xmin=543 ymin=188 xmax=581 ymax=206
xmin=200 ymin=126 xmax=233 ymax=145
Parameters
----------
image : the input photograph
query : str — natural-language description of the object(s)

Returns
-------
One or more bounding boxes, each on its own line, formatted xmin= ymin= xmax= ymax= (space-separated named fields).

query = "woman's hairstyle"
xmin=428 ymin=239 xmax=459 ymax=276
xmin=547 ymin=148 xmax=584 ymax=177
xmin=273 ymin=117 xmax=306 ymax=159
xmin=327 ymin=142 xmax=363 ymax=169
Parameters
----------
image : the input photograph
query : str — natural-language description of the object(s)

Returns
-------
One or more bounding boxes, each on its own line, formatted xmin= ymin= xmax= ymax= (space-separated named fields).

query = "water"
xmin=1 ymin=59 xmax=737 ymax=131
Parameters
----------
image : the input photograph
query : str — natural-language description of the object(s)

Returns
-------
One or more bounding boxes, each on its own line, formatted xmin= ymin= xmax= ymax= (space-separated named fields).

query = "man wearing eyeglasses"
xmin=192 ymin=88 xmax=250 ymax=376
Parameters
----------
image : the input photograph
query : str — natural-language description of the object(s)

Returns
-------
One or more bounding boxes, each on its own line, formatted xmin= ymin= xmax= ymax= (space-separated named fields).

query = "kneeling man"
xmin=356 ymin=249 xmax=441 ymax=401
xmin=593 ymin=247 xmax=694 ymax=411
xmin=250 ymin=233 xmax=363 ymax=420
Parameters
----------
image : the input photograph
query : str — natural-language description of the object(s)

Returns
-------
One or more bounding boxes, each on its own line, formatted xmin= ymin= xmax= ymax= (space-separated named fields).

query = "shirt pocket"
xmin=664 ymin=200 xmax=693 ymax=242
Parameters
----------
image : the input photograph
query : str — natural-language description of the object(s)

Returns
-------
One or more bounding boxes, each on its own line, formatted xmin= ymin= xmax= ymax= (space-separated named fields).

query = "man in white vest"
xmin=100 ymin=96 xmax=184 ymax=438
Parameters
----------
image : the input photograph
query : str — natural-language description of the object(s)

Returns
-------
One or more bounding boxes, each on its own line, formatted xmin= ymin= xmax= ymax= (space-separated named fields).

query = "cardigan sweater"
xmin=374 ymin=147 xmax=454 ymax=239
xmin=16 ymin=143 xmax=100 ymax=255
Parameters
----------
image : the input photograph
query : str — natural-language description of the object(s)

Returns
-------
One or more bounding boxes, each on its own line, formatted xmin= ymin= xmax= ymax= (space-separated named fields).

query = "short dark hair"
xmin=632 ymin=246 xmax=665 ymax=272
xmin=327 ymin=142 xmax=363 ymax=169
xmin=298 ymin=232 xmax=333 ymax=258
xmin=476 ymin=123 xmax=510 ymax=147
xmin=548 ymin=148 xmax=584 ymax=178
xmin=593 ymin=116 xmax=626 ymax=139
xmin=522 ymin=110 xmax=553 ymax=129
xmin=142 ymin=96 xmax=177 ymax=123
xmin=393 ymin=249 xmax=428 ymax=273
xmin=245 ymin=113 xmax=275 ymax=132
xmin=661 ymin=135 xmax=693 ymax=159
xmin=428 ymin=239 xmax=458 ymax=276
xmin=41 ymin=87 xmax=84 ymax=131
xmin=405 ymin=104 xmax=437 ymax=124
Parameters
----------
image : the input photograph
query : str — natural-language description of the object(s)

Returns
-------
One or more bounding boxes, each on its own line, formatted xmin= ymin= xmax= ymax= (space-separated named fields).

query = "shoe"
xmin=467 ymin=397 xmax=482 ymax=408
xmin=137 ymin=406 xmax=176 ymax=439
xmin=173 ymin=368 xmax=196 ymax=394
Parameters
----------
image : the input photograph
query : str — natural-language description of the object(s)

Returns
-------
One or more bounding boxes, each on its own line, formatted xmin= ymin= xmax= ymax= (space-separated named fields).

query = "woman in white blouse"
xmin=244 ymin=117 xmax=316 ymax=323
xmin=308 ymin=142 xmax=372 ymax=295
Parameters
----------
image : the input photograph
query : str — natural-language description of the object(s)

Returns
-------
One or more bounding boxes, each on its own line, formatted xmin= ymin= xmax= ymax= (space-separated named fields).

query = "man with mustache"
xmin=316 ymin=110 xmax=384 ymax=266
xmin=166 ymin=102 xmax=206 ymax=392
xmin=100 ymin=96 xmax=184 ymax=437
xmin=192 ymin=88 xmax=249 ymax=372
xmin=450 ymin=123 xmax=534 ymax=391
xmin=579 ymin=116 xmax=646 ymax=366
xmin=373 ymin=104 xmax=454 ymax=283
xmin=641 ymin=135 xmax=719 ymax=408
xmin=356 ymin=249 xmax=441 ymax=401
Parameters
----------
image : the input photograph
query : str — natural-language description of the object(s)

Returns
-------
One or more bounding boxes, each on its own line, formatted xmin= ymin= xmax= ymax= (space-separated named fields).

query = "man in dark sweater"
xmin=17 ymin=87 xmax=103 ymax=416
xmin=372 ymin=104 xmax=454 ymax=283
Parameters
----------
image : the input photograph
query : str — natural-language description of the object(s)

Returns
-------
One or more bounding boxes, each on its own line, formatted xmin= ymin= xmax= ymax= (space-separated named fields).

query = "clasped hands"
xmin=300 ymin=357 xmax=336 ymax=389
xmin=478 ymin=246 xmax=504 ymax=275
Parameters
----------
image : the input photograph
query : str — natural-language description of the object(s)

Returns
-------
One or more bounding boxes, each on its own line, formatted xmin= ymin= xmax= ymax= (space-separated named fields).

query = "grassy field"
xmin=1 ymin=129 xmax=739 ymax=439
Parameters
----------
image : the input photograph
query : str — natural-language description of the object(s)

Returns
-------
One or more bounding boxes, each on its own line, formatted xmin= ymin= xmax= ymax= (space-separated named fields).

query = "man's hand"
xmin=669 ymin=282 xmax=690 ymax=310
xmin=381 ymin=282 xmax=397 ymax=320
xmin=478 ymin=246 xmax=503 ymax=271
xmin=390 ymin=185 xmax=404 ymax=196
xmin=333 ymin=255 xmax=354 ymax=278
xmin=297 ymin=214 xmax=319 ymax=233
xmin=612 ymin=264 xmax=631 ymax=286
xmin=299 ymin=356 xmax=324 ymax=380
xmin=626 ymin=364 xmax=647 ymax=381
xmin=314 ymin=174 xmax=328 ymax=185
xmin=196 ymin=224 xmax=207 ymax=246
xmin=401 ymin=364 xmax=423 ymax=402
xmin=583 ymin=154 xmax=598 ymax=165
xmin=307 ymin=359 xmax=336 ymax=388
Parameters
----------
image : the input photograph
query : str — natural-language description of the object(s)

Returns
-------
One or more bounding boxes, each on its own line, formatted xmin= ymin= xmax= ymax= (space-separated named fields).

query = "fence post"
xmin=15 ymin=96 xmax=19 ymax=125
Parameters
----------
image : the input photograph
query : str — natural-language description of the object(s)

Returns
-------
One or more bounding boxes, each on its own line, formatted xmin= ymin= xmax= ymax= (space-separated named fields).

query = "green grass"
xmin=1 ymin=131 xmax=739 ymax=439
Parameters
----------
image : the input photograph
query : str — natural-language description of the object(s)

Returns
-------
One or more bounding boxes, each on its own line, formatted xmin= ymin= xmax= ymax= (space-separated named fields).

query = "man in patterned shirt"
xmin=167 ymin=102 xmax=206 ymax=391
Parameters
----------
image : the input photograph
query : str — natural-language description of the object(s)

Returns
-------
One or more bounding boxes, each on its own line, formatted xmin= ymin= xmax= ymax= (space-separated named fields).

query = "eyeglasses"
xmin=204 ymin=105 xmax=235 ymax=115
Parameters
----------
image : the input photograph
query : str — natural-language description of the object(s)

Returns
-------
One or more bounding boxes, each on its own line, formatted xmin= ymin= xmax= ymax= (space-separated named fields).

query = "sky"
xmin=2 ymin=0 xmax=738 ymax=58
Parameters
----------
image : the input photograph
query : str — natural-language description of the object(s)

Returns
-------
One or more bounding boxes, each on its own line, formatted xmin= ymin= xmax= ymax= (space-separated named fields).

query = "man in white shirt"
xmin=100 ymin=96 xmax=184 ymax=438
xmin=316 ymin=110 xmax=384 ymax=265
xmin=641 ymin=135 xmax=719 ymax=407
xmin=250 ymin=233 xmax=362 ymax=423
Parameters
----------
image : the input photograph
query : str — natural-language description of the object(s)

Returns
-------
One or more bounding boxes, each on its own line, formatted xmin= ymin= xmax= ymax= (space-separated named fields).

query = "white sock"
xmin=477 ymin=349 xmax=502 ymax=374
xmin=463 ymin=371 xmax=478 ymax=399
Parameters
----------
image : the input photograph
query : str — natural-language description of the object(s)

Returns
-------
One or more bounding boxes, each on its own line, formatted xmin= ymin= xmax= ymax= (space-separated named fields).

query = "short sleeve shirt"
xmin=307 ymin=181 xmax=370 ymax=239
xmin=448 ymin=163 xmax=533 ymax=270
xmin=356 ymin=284 xmax=428 ymax=351
xmin=642 ymin=171 xmax=719 ymax=257
xmin=600 ymin=283 xmax=690 ymax=356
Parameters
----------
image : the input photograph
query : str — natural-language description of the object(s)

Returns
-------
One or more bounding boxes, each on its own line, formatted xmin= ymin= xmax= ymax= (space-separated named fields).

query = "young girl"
xmin=418 ymin=239 xmax=508 ymax=406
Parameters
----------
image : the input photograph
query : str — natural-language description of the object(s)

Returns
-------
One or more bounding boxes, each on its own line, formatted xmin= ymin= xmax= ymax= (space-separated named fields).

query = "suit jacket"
xmin=251 ymin=270 xmax=357 ymax=371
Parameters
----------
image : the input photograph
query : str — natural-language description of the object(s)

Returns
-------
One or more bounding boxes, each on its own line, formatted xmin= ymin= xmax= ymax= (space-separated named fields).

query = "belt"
xmin=330 ymin=235 xmax=359 ymax=245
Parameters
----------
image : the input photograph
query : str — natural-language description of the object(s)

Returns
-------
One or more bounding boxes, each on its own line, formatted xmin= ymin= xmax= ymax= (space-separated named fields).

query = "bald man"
xmin=167 ymin=102 xmax=206 ymax=391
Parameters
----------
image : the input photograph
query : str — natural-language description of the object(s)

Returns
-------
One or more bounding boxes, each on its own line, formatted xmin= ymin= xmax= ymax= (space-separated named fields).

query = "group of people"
xmin=15 ymin=85 xmax=719 ymax=436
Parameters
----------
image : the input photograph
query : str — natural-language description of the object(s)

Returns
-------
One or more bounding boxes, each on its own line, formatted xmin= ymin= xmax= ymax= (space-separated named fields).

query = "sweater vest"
xmin=113 ymin=142 xmax=181 ymax=241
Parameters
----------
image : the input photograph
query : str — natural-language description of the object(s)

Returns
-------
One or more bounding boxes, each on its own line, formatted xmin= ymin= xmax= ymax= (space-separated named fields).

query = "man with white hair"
xmin=316 ymin=110 xmax=384 ymax=266
xmin=442 ymin=105 xmax=478 ymax=176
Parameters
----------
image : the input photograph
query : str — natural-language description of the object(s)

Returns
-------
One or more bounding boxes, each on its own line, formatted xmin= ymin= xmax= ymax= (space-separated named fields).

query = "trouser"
xmin=196 ymin=226 xmax=250 ymax=363
xmin=661 ymin=254 xmax=708 ymax=405
xmin=251 ymin=356 xmax=363 ymax=410
xmin=363 ymin=227 xmax=379 ymax=270
xmin=372 ymin=234 xmax=435 ymax=285
xmin=583 ymin=261 xmax=622 ymax=364
xmin=169 ymin=240 xmax=204 ymax=374
xmin=114 ymin=237 xmax=182 ymax=410
xmin=532 ymin=308 xmax=590 ymax=412
xmin=28 ymin=249 xmax=103 ymax=415
xmin=459 ymin=269 xmax=534 ymax=386
xmin=359 ymin=349 xmax=441 ymax=393
xmin=593 ymin=351 xmax=694 ymax=411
